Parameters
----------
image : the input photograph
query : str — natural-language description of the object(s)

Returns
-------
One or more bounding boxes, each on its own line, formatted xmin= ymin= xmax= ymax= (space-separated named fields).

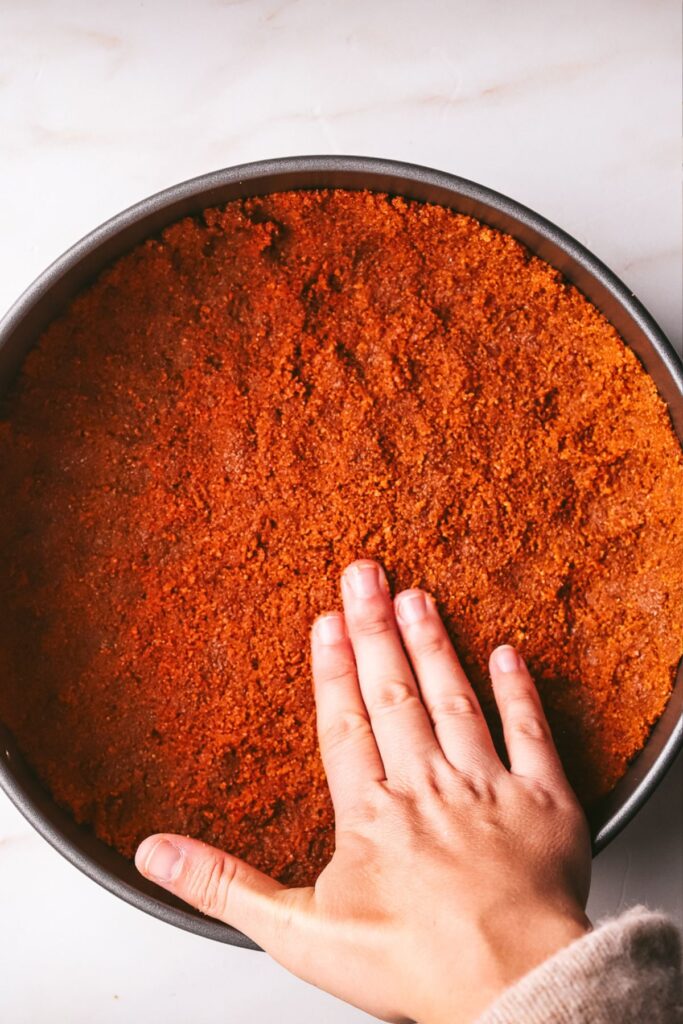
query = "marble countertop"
xmin=1 ymin=1 xmax=681 ymax=1021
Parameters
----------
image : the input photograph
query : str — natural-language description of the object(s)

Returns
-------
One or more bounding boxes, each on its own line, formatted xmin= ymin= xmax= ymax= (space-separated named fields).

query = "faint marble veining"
xmin=0 ymin=0 xmax=680 ymax=1019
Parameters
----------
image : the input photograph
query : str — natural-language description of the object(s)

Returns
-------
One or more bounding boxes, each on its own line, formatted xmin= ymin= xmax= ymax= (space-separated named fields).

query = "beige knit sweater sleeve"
xmin=477 ymin=907 xmax=682 ymax=1024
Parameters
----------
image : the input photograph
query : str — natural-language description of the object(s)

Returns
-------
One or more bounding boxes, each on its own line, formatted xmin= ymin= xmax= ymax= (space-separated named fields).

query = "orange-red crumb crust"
xmin=1 ymin=190 xmax=682 ymax=885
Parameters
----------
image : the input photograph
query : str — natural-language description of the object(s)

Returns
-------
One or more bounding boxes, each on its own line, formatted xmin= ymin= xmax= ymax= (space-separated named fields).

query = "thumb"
xmin=135 ymin=833 xmax=302 ymax=952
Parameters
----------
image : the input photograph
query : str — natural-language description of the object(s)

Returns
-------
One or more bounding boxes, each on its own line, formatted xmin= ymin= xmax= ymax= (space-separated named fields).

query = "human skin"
xmin=136 ymin=559 xmax=592 ymax=1023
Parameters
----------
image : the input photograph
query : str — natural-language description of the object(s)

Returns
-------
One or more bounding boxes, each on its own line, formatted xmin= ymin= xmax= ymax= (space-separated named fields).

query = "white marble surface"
xmin=0 ymin=1 xmax=681 ymax=1021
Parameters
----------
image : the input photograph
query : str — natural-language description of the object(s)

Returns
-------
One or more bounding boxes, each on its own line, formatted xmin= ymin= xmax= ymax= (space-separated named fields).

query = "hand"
xmin=136 ymin=559 xmax=591 ymax=1024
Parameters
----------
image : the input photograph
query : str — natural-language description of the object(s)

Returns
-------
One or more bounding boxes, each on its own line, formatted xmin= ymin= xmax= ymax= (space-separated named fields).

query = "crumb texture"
xmin=1 ymin=190 xmax=682 ymax=884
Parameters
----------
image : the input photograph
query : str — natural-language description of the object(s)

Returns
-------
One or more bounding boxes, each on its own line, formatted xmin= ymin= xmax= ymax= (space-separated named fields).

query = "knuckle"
xmin=317 ymin=659 xmax=355 ymax=687
xmin=352 ymin=612 xmax=394 ymax=639
xmin=419 ymin=760 xmax=454 ymax=800
xmin=502 ymin=692 xmax=534 ymax=713
xmin=368 ymin=678 xmax=420 ymax=715
xmin=340 ymin=789 xmax=388 ymax=832
xmin=556 ymin=789 xmax=586 ymax=825
xmin=320 ymin=708 xmax=370 ymax=754
xmin=457 ymin=770 xmax=498 ymax=804
xmin=502 ymin=693 xmax=540 ymax=720
xmin=430 ymin=693 xmax=479 ymax=723
xmin=510 ymin=715 xmax=547 ymax=740
xmin=191 ymin=854 xmax=236 ymax=918
xmin=412 ymin=627 xmax=447 ymax=658
xmin=524 ymin=780 xmax=557 ymax=810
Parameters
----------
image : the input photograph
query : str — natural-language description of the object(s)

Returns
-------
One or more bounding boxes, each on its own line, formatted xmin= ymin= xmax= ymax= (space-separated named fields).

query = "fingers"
xmin=489 ymin=645 xmax=568 ymax=788
xmin=135 ymin=834 xmax=311 ymax=958
xmin=394 ymin=590 xmax=501 ymax=774
xmin=341 ymin=561 xmax=441 ymax=779
xmin=311 ymin=611 xmax=385 ymax=817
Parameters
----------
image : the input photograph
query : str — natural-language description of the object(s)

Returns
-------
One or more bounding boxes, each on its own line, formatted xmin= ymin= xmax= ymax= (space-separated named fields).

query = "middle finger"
xmin=395 ymin=589 xmax=501 ymax=776
xmin=341 ymin=559 xmax=441 ymax=781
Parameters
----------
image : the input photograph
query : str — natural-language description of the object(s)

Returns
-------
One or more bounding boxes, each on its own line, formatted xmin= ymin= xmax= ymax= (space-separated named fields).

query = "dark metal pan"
xmin=1 ymin=156 xmax=681 ymax=948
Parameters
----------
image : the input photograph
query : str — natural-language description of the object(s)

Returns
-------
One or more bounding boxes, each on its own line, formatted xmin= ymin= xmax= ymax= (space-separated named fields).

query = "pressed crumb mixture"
xmin=0 ymin=190 xmax=682 ymax=885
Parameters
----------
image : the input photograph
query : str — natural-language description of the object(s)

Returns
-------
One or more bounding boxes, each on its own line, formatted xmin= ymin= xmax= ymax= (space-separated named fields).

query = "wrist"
xmin=415 ymin=909 xmax=590 ymax=1024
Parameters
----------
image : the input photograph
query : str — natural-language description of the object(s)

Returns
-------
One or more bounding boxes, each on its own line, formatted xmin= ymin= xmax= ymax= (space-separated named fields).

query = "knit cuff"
xmin=476 ymin=906 xmax=682 ymax=1024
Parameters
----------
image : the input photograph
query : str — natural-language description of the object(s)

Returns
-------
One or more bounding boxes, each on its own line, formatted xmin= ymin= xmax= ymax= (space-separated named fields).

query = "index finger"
xmin=340 ymin=560 xmax=442 ymax=781
xmin=311 ymin=611 xmax=385 ymax=819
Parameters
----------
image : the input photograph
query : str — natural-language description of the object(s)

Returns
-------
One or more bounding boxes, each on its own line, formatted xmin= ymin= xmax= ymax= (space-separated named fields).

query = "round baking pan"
xmin=1 ymin=156 xmax=681 ymax=949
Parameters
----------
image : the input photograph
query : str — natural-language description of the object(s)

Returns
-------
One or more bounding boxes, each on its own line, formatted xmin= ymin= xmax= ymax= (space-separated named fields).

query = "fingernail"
xmin=396 ymin=590 xmax=428 ymax=624
xmin=492 ymin=645 xmax=521 ymax=673
xmin=344 ymin=562 xmax=383 ymax=599
xmin=314 ymin=613 xmax=346 ymax=645
xmin=140 ymin=838 xmax=183 ymax=882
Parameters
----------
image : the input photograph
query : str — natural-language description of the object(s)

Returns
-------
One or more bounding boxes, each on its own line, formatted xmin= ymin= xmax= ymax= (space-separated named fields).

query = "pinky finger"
xmin=489 ymin=645 xmax=568 ymax=789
